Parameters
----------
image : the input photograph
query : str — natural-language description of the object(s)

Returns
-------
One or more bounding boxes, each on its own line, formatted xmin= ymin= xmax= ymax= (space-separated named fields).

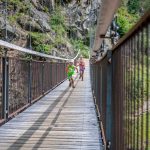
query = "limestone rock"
xmin=31 ymin=7 xmax=51 ymax=32
xmin=17 ymin=15 xmax=43 ymax=32
xmin=0 ymin=17 xmax=17 ymax=41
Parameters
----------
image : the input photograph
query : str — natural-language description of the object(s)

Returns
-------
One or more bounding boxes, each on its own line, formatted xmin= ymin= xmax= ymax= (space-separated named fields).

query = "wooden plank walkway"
xmin=0 ymin=61 xmax=103 ymax=150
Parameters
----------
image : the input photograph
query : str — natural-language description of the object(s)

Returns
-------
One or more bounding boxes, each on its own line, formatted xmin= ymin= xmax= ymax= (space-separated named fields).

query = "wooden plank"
xmin=0 ymin=61 xmax=103 ymax=150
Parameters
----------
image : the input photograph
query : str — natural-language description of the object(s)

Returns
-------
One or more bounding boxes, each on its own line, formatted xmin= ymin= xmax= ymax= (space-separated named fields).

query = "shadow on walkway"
xmin=7 ymin=80 xmax=79 ymax=149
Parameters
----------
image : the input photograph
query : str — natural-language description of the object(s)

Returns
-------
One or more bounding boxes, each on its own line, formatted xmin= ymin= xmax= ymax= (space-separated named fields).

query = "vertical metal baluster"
xmin=42 ymin=61 xmax=44 ymax=94
xmin=56 ymin=63 xmax=58 ymax=85
xmin=129 ymin=38 xmax=132 ymax=149
xmin=122 ymin=44 xmax=126 ymax=150
xmin=121 ymin=46 xmax=124 ymax=150
xmin=141 ymin=28 xmax=144 ymax=150
xmin=28 ymin=60 xmax=32 ymax=104
xmin=100 ymin=65 xmax=103 ymax=114
xmin=125 ymin=42 xmax=128 ymax=149
xmin=58 ymin=63 xmax=59 ymax=83
xmin=127 ymin=40 xmax=130 ymax=149
xmin=131 ymin=37 xmax=133 ymax=149
xmin=146 ymin=22 xmax=149 ymax=150
xmin=106 ymin=50 xmax=112 ymax=146
xmin=2 ymin=49 xmax=9 ymax=120
xmin=125 ymin=44 xmax=128 ymax=149
xmin=54 ymin=63 xmax=56 ymax=86
xmin=33 ymin=62 xmax=35 ymax=100
xmin=128 ymin=40 xmax=130 ymax=149
xmin=96 ymin=65 xmax=98 ymax=101
xmin=53 ymin=62 xmax=55 ymax=86
xmin=133 ymin=35 xmax=136 ymax=149
xmin=124 ymin=44 xmax=127 ymax=149
xmin=50 ymin=62 xmax=52 ymax=88
xmin=137 ymin=31 xmax=140 ymax=149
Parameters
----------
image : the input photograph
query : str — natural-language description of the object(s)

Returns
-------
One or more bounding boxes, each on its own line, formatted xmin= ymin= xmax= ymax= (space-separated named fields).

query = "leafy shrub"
xmin=71 ymin=39 xmax=89 ymax=58
xmin=117 ymin=7 xmax=139 ymax=37
xmin=30 ymin=32 xmax=53 ymax=54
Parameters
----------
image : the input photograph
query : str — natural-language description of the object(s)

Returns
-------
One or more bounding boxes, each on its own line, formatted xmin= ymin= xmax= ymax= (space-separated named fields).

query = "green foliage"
xmin=127 ymin=55 xmax=150 ymax=104
xmin=9 ymin=0 xmax=30 ymax=14
xmin=49 ymin=6 xmax=70 ymax=46
xmin=71 ymin=39 xmax=89 ymax=58
xmin=50 ymin=7 xmax=66 ymax=30
xmin=53 ymin=24 xmax=66 ymax=36
xmin=126 ymin=0 xmax=150 ymax=15
xmin=126 ymin=54 xmax=150 ymax=149
xmin=35 ymin=44 xmax=53 ymax=54
xmin=7 ymin=0 xmax=30 ymax=23
xmin=8 ymin=13 xmax=21 ymax=23
xmin=50 ymin=7 xmax=89 ymax=57
xmin=54 ymin=0 xmax=77 ymax=4
xmin=44 ymin=6 xmax=49 ymax=13
xmin=140 ymin=0 xmax=150 ymax=12
xmin=127 ymin=0 xmax=140 ymax=14
xmin=117 ymin=7 xmax=139 ymax=37
xmin=2 ymin=0 xmax=90 ymax=58
xmin=30 ymin=32 xmax=53 ymax=54
xmin=9 ymin=0 xmax=21 ymax=5
xmin=128 ymin=112 xmax=150 ymax=149
xmin=117 ymin=0 xmax=150 ymax=37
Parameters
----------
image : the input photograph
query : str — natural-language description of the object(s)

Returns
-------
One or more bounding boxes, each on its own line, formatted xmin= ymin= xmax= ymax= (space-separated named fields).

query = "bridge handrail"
xmin=94 ymin=11 xmax=150 ymax=63
xmin=0 ymin=39 xmax=80 ymax=124
xmin=0 ymin=40 xmax=80 ymax=61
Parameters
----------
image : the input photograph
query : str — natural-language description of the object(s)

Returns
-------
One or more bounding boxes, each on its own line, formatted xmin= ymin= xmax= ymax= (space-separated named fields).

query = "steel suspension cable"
xmin=41 ymin=0 xmax=44 ymax=53
xmin=28 ymin=0 xmax=32 ymax=49
xmin=4 ymin=0 xmax=8 ymax=41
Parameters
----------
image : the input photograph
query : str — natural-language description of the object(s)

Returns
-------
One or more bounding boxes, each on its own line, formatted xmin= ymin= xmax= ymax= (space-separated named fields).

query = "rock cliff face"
xmin=0 ymin=0 xmax=101 ymax=58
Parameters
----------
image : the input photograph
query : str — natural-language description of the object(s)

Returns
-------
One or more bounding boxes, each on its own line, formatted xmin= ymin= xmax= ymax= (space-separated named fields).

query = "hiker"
xmin=78 ymin=55 xmax=85 ymax=81
xmin=66 ymin=60 xmax=78 ymax=88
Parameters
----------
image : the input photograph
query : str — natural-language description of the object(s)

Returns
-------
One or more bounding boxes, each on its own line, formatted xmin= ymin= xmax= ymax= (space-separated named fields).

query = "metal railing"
xmin=0 ymin=41 xmax=79 ymax=124
xmin=91 ymin=11 xmax=150 ymax=150
xmin=0 ymin=0 xmax=78 ymax=124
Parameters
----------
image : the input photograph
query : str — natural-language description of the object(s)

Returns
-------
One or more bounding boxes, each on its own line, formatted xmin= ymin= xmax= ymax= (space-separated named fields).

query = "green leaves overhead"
xmin=117 ymin=0 xmax=150 ymax=37
xmin=117 ymin=6 xmax=139 ymax=37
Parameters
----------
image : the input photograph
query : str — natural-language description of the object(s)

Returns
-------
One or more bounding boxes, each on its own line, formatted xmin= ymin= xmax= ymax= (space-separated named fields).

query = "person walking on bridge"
xmin=78 ymin=55 xmax=85 ymax=81
xmin=66 ymin=60 xmax=78 ymax=88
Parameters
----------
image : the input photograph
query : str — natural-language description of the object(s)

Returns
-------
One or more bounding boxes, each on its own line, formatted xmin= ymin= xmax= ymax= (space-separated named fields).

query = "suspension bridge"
xmin=0 ymin=0 xmax=150 ymax=150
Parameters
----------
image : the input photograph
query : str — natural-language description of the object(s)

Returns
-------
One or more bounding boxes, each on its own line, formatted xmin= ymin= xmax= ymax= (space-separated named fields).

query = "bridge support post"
xmin=28 ymin=61 xmax=32 ymax=104
xmin=2 ymin=49 xmax=9 ymax=120
xmin=42 ymin=62 xmax=44 ymax=94
xmin=106 ymin=50 xmax=112 ymax=149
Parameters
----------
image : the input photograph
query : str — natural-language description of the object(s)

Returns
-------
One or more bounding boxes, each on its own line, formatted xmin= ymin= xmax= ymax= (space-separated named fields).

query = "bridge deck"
xmin=0 ymin=63 xmax=103 ymax=150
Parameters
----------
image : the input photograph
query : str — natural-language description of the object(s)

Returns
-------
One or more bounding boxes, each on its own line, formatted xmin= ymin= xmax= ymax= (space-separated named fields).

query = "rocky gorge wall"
xmin=0 ymin=0 xmax=101 ymax=58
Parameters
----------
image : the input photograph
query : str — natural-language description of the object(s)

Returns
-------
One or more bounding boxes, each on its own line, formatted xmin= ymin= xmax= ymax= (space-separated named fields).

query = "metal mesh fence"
xmin=9 ymin=58 xmax=29 ymax=114
xmin=0 ymin=58 xmax=67 ymax=122
xmin=91 ymin=13 xmax=150 ymax=150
